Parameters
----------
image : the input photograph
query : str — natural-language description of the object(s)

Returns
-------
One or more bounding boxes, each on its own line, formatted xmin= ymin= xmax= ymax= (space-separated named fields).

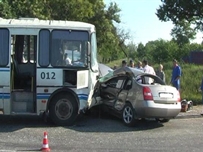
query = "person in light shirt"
xmin=64 ymin=53 xmax=72 ymax=65
xmin=142 ymin=60 xmax=156 ymax=84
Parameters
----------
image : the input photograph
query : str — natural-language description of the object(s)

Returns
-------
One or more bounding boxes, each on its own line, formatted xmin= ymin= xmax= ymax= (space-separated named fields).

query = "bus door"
xmin=10 ymin=34 xmax=37 ymax=114
xmin=0 ymin=28 xmax=10 ymax=114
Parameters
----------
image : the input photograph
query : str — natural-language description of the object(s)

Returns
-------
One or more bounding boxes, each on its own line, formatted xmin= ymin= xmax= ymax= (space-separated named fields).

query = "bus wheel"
xmin=49 ymin=93 xmax=78 ymax=126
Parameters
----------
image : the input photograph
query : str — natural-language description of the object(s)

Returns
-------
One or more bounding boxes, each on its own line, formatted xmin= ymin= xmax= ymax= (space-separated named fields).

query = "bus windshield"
xmin=50 ymin=30 xmax=89 ymax=67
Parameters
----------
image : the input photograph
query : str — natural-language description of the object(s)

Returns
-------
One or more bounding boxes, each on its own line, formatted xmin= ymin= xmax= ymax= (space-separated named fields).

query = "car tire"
xmin=156 ymin=118 xmax=170 ymax=123
xmin=49 ymin=93 xmax=78 ymax=126
xmin=122 ymin=103 xmax=136 ymax=127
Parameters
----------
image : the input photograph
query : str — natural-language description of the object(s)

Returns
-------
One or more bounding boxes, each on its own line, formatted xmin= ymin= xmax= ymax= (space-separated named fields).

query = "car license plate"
xmin=159 ymin=93 xmax=173 ymax=98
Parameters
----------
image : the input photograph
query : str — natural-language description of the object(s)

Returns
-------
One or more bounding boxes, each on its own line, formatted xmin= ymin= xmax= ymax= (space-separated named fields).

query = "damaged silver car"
xmin=93 ymin=66 xmax=181 ymax=127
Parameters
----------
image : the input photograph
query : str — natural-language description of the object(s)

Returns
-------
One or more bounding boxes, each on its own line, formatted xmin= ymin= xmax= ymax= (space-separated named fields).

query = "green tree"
xmin=0 ymin=0 xmax=94 ymax=20
xmin=188 ymin=43 xmax=203 ymax=51
xmin=144 ymin=41 xmax=157 ymax=63
xmin=89 ymin=2 xmax=123 ymax=63
xmin=125 ymin=41 xmax=137 ymax=60
xmin=180 ymin=43 xmax=203 ymax=60
xmin=89 ymin=2 xmax=130 ymax=63
xmin=156 ymin=0 xmax=203 ymax=30
xmin=171 ymin=20 xmax=196 ymax=46
xmin=0 ymin=0 xmax=13 ymax=18
xmin=0 ymin=0 xmax=52 ymax=19
xmin=137 ymin=43 xmax=145 ymax=59
xmin=150 ymin=39 xmax=172 ymax=63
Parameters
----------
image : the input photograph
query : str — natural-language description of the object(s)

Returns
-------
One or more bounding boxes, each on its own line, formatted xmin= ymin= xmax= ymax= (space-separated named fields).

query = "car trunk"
xmin=148 ymin=85 xmax=179 ymax=104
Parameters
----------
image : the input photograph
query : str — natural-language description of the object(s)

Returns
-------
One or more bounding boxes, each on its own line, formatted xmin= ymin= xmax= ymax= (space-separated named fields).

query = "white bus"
xmin=0 ymin=18 xmax=100 ymax=126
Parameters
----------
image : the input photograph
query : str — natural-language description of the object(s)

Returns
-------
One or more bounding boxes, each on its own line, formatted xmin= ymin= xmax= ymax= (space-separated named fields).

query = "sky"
xmin=104 ymin=0 xmax=203 ymax=45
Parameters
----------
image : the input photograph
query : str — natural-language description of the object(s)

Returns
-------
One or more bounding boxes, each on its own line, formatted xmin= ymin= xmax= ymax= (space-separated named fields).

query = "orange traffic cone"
xmin=41 ymin=132 xmax=51 ymax=152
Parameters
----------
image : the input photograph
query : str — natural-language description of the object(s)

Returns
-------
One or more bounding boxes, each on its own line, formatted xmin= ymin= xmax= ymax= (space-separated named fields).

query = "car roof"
xmin=113 ymin=67 xmax=144 ymax=77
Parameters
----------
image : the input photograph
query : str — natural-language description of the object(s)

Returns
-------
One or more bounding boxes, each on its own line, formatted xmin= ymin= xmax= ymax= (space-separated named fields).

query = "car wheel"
xmin=156 ymin=118 xmax=170 ymax=123
xmin=49 ymin=93 xmax=78 ymax=126
xmin=122 ymin=103 xmax=136 ymax=127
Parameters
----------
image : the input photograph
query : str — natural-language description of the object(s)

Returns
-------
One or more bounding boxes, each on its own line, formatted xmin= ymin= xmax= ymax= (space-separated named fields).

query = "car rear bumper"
xmin=135 ymin=101 xmax=181 ymax=118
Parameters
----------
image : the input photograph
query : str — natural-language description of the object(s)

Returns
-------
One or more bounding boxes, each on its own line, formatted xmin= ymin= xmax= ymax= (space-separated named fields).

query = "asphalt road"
xmin=0 ymin=112 xmax=202 ymax=152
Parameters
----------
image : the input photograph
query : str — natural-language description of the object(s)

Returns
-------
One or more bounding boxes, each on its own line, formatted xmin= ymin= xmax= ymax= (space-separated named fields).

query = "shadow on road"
xmin=0 ymin=115 xmax=49 ymax=132
xmin=0 ymin=111 xmax=164 ymax=133
xmin=66 ymin=111 xmax=164 ymax=133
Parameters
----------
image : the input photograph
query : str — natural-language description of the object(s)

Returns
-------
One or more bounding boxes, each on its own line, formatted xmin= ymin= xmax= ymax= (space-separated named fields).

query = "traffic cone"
xmin=41 ymin=132 xmax=51 ymax=152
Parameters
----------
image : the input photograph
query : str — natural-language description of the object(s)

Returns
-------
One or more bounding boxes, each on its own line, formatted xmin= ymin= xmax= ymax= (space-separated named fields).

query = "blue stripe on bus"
xmin=78 ymin=94 xmax=88 ymax=100
xmin=37 ymin=94 xmax=50 ymax=99
xmin=0 ymin=69 xmax=10 ymax=72
xmin=0 ymin=93 xmax=10 ymax=99
xmin=0 ymin=93 xmax=88 ymax=100
xmin=37 ymin=93 xmax=88 ymax=100
xmin=0 ymin=93 xmax=11 ymax=99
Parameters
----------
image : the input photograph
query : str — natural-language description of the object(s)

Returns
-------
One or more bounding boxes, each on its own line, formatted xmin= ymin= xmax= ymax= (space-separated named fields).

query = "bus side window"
xmin=0 ymin=28 xmax=9 ymax=66
xmin=39 ymin=30 xmax=50 ymax=67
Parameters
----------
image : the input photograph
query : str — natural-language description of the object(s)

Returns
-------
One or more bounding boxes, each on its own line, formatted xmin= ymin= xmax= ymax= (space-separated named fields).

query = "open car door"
xmin=99 ymin=76 xmax=127 ymax=107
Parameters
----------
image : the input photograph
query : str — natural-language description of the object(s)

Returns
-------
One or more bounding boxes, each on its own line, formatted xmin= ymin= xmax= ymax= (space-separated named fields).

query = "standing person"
xmin=142 ymin=60 xmax=155 ymax=75
xmin=136 ymin=61 xmax=143 ymax=70
xmin=171 ymin=59 xmax=181 ymax=90
xmin=156 ymin=64 xmax=165 ymax=82
xmin=200 ymin=78 xmax=203 ymax=115
xmin=129 ymin=60 xmax=135 ymax=68
xmin=121 ymin=60 xmax=127 ymax=67
xmin=142 ymin=60 xmax=156 ymax=84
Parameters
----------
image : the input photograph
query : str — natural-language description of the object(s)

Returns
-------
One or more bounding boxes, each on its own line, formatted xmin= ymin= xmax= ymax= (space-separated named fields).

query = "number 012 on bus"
xmin=0 ymin=18 xmax=100 ymax=126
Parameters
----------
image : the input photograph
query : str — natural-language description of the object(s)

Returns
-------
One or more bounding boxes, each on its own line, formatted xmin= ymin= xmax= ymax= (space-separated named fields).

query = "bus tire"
xmin=49 ymin=92 xmax=78 ymax=126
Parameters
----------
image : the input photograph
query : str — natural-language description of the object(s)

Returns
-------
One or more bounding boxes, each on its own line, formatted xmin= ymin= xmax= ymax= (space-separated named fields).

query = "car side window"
xmin=151 ymin=75 xmax=165 ymax=85
xmin=123 ymin=79 xmax=132 ymax=90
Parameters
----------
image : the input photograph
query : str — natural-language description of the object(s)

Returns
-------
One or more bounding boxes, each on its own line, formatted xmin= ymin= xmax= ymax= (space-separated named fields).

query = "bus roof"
xmin=0 ymin=18 xmax=95 ymax=31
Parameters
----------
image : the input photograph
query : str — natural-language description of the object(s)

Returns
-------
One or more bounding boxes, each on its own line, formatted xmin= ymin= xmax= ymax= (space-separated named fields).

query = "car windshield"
xmin=98 ymin=71 xmax=114 ymax=82
xmin=99 ymin=63 xmax=113 ymax=77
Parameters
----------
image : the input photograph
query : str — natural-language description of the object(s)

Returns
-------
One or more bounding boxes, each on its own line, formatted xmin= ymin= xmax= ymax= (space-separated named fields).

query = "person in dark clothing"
xmin=128 ymin=60 xmax=135 ymax=68
xmin=121 ymin=60 xmax=127 ymax=67
xmin=156 ymin=64 xmax=165 ymax=82
xmin=200 ymin=77 xmax=203 ymax=115
xmin=171 ymin=59 xmax=181 ymax=90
